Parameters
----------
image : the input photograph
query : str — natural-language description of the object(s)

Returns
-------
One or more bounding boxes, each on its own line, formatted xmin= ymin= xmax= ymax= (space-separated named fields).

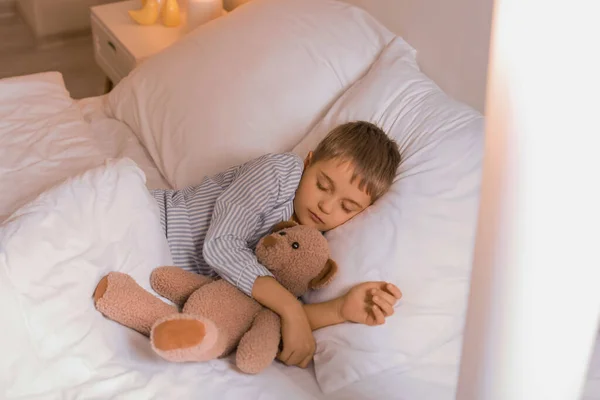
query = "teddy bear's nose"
xmin=263 ymin=235 xmax=278 ymax=248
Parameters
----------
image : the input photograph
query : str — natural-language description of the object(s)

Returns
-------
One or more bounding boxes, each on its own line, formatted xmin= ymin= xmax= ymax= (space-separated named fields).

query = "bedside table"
xmin=91 ymin=0 xmax=188 ymax=91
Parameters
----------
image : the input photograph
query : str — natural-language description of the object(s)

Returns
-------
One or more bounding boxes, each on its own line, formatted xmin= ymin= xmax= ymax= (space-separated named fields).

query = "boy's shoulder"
xmin=236 ymin=153 xmax=304 ymax=199
xmin=255 ymin=151 xmax=304 ymax=163
xmin=249 ymin=152 xmax=304 ymax=174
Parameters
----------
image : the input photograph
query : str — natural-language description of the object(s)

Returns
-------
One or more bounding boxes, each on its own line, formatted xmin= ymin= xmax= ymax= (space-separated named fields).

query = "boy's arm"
xmin=252 ymin=276 xmax=315 ymax=367
xmin=252 ymin=276 xmax=306 ymax=317
xmin=202 ymin=153 xmax=303 ymax=297
xmin=303 ymin=282 xmax=403 ymax=330
xmin=202 ymin=153 xmax=315 ymax=367
xmin=303 ymin=297 xmax=346 ymax=330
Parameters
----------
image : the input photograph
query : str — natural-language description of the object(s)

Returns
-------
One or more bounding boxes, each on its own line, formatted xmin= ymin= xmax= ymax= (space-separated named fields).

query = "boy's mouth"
xmin=309 ymin=210 xmax=324 ymax=224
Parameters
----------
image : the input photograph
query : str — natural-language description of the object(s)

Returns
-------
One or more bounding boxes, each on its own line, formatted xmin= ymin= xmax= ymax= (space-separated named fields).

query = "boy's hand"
xmin=338 ymin=282 xmax=402 ymax=326
xmin=277 ymin=303 xmax=315 ymax=368
xmin=252 ymin=276 xmax=316 ymax=368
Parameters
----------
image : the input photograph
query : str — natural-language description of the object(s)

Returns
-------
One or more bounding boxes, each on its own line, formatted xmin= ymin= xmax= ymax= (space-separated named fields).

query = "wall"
xmin=0 ymin=0 xmax=16 ymax=14
xmin=341 ymin=0 xmax=493 ymax=114
xmin=16 ymin=0 xmax=118 ymax=37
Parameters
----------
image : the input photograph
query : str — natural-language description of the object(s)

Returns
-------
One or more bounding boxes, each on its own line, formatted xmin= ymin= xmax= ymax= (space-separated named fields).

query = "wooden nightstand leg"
xmin=104 ymin=77 xmax=114 ymax=94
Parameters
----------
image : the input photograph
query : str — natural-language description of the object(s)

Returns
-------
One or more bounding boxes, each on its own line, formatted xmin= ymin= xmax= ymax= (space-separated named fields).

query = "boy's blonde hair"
xmin=311 ymin=121 xmax=401 ymax=202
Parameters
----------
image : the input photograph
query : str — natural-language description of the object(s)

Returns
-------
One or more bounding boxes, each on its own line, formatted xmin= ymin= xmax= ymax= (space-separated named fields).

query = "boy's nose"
xmin=318 ymin=199 xmax=333 ymax=214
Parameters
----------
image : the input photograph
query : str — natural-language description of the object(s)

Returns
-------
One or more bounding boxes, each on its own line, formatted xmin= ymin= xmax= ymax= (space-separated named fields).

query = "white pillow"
xmin=106 ymin=0 xmax=394 ymax=189
xmin=0 ymin=159 xmax=172 ymax=396
xmin=295 ymin=37 xmax=485 ymax=394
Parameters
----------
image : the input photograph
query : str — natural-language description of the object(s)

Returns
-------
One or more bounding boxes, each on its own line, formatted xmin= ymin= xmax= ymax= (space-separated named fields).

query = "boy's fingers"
xmin=364 ymin=311 xmax=376 ymax=326
xmin=369 ymin=282 xmax=402 ymax=300
xmin=278 ymin=348 xmax=292 ymax=364
xmin=287 ymin=350 xmax=302 ymax=366
xmin=372 ymin=305 xmax=385 ymax=325
xmin=385 ymin=283 xmax=403 ymax=299
xmin=299 ymin=354 xmax=313 ymax=369
xmin=366 ymin=281 xmax=388 ymax=291
xmin=286 ymin=351 xmax=300 ymax=366
xmin=373 ymin=295 xmax=394 ymax=316
xmin=276 ymin=352 xmax=285 ymax=363
xmin=373 ymin=290 xmax=398 ymax=308
xmin=291 ymin=347 xmax=312 ymax=367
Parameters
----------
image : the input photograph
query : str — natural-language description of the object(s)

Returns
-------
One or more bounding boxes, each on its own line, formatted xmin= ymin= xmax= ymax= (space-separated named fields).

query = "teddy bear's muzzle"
xmin=256 ymin=234 xmax=286 ymax=273
xmin=262 ymin=235 xmax=278 ymax=248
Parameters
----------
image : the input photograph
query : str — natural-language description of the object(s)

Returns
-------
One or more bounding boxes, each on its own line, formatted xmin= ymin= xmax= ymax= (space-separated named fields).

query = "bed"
xmin=1 ymin=0 xmax=598 ymax=399
xmin=0 ymin=71 xmax=460 ymax=400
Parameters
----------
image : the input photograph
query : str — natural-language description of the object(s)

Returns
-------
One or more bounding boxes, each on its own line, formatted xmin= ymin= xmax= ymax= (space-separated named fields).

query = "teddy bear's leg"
xmin=236 ymin=308 xmax=281 ymax=374
xmin=94 ymin=271 xmax=177 ymax=336
xmin=150 ymin=266 xmax=214 ymax=308
xmin=150 ymin=280 xmax=262 ymax=363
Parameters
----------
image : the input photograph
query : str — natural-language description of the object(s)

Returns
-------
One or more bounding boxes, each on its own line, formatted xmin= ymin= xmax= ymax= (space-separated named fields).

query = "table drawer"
xmin=91 ymin=13 xmax=136 ymax=84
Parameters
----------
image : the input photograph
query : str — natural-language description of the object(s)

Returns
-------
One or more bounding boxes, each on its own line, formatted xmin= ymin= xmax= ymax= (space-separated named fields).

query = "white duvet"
xmin=0 ymin=159 xmax=170 ymax=398
xmin=0 ymin=159 xmax=321 ymax=399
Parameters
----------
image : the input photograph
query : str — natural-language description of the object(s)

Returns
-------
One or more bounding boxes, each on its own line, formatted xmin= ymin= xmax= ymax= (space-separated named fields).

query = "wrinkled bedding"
xmin=1 ymin=72 xmax=598 ymax=400
xmin=0 ymin=72 xmax=168 ymax=224
xmin=0 ymin=72 xmax=417 ymax=400
xmin=0 ymin=73 xmax=105 ymax=223
xmin=0 ymin=157 xmax=330 ymax=400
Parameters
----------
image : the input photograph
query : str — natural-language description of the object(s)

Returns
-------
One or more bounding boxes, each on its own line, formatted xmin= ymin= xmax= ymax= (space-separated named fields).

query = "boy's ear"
xmin=309 ymin=258 xmax=338 ymax=290
xmin=304 ymin=151 xmax=313 ymax=168
xmin=271 ymin=220 xmax=298 ymax=233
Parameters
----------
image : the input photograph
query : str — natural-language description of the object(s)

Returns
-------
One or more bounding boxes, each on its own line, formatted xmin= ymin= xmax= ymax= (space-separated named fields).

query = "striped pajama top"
xmin=150 ymin=152 xmax=304 ymax=297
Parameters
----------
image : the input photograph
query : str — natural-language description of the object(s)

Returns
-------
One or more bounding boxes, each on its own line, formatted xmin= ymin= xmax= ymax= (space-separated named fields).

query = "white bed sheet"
xmin=2 ymin=73 xmax=598 ymax=400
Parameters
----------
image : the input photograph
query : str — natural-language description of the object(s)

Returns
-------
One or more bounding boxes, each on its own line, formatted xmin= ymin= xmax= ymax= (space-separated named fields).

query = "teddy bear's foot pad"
xmin=153 ymin=318 xmax=205 ymax=350
xmin=151 ymin=314 xmax=222 ymax=362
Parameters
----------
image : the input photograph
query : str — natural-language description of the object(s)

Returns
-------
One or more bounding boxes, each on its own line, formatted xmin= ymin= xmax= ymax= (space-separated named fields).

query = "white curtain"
xmin=456 ymin=1 xmax=600 ymax=399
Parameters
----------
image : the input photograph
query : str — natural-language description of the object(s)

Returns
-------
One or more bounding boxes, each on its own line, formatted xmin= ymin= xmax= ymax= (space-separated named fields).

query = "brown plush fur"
xmin=94 ymin=272 xmax=177 ymax=336
xmin=93 ymin=221 xmax=337 ymax=374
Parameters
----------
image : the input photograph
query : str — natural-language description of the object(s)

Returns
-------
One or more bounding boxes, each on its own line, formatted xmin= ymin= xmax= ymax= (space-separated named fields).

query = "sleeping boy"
xmin=151 ymin=121 xmax=403 ymax=369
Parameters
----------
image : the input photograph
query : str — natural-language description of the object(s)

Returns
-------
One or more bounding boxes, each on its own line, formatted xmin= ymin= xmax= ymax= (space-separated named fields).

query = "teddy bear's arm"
xmin=235 ymin=308 xmax=281 ymax=374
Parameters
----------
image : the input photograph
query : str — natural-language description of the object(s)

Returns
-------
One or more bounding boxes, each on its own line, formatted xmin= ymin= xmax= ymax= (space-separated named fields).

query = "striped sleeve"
xmin=202 ymin=153 xmax=303 ymax=297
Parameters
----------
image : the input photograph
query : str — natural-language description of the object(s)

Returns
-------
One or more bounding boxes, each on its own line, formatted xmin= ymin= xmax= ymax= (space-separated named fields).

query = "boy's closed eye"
xmin=318 ymin=172 xmax=334 ymax=191
xmin=316 ymin=174 xmax=365 ymax=214
xmin=343 ymin=199 xmax=364 ymax=213
xmin=341 ymin=202 xmax=357 ymax=214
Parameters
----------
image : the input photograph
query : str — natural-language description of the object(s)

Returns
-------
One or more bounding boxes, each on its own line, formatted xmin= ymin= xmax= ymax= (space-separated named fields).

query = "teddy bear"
xmin=92 ymin=220 xmax=337 ymax=374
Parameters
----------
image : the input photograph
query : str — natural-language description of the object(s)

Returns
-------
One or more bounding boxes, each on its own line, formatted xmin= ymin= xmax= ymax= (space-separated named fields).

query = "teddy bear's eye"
xmin=292 ymin=242 xmax=300 ymax=249
xmin=279 ymin=231 xmax=286 ymax=236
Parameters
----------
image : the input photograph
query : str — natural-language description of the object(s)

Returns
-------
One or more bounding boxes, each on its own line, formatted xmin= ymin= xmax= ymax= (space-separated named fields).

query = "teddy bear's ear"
xmin=270 ymin=220 xmax=298 ymax=233
xmin=309 ymin=258 xmax=338 ymax=290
